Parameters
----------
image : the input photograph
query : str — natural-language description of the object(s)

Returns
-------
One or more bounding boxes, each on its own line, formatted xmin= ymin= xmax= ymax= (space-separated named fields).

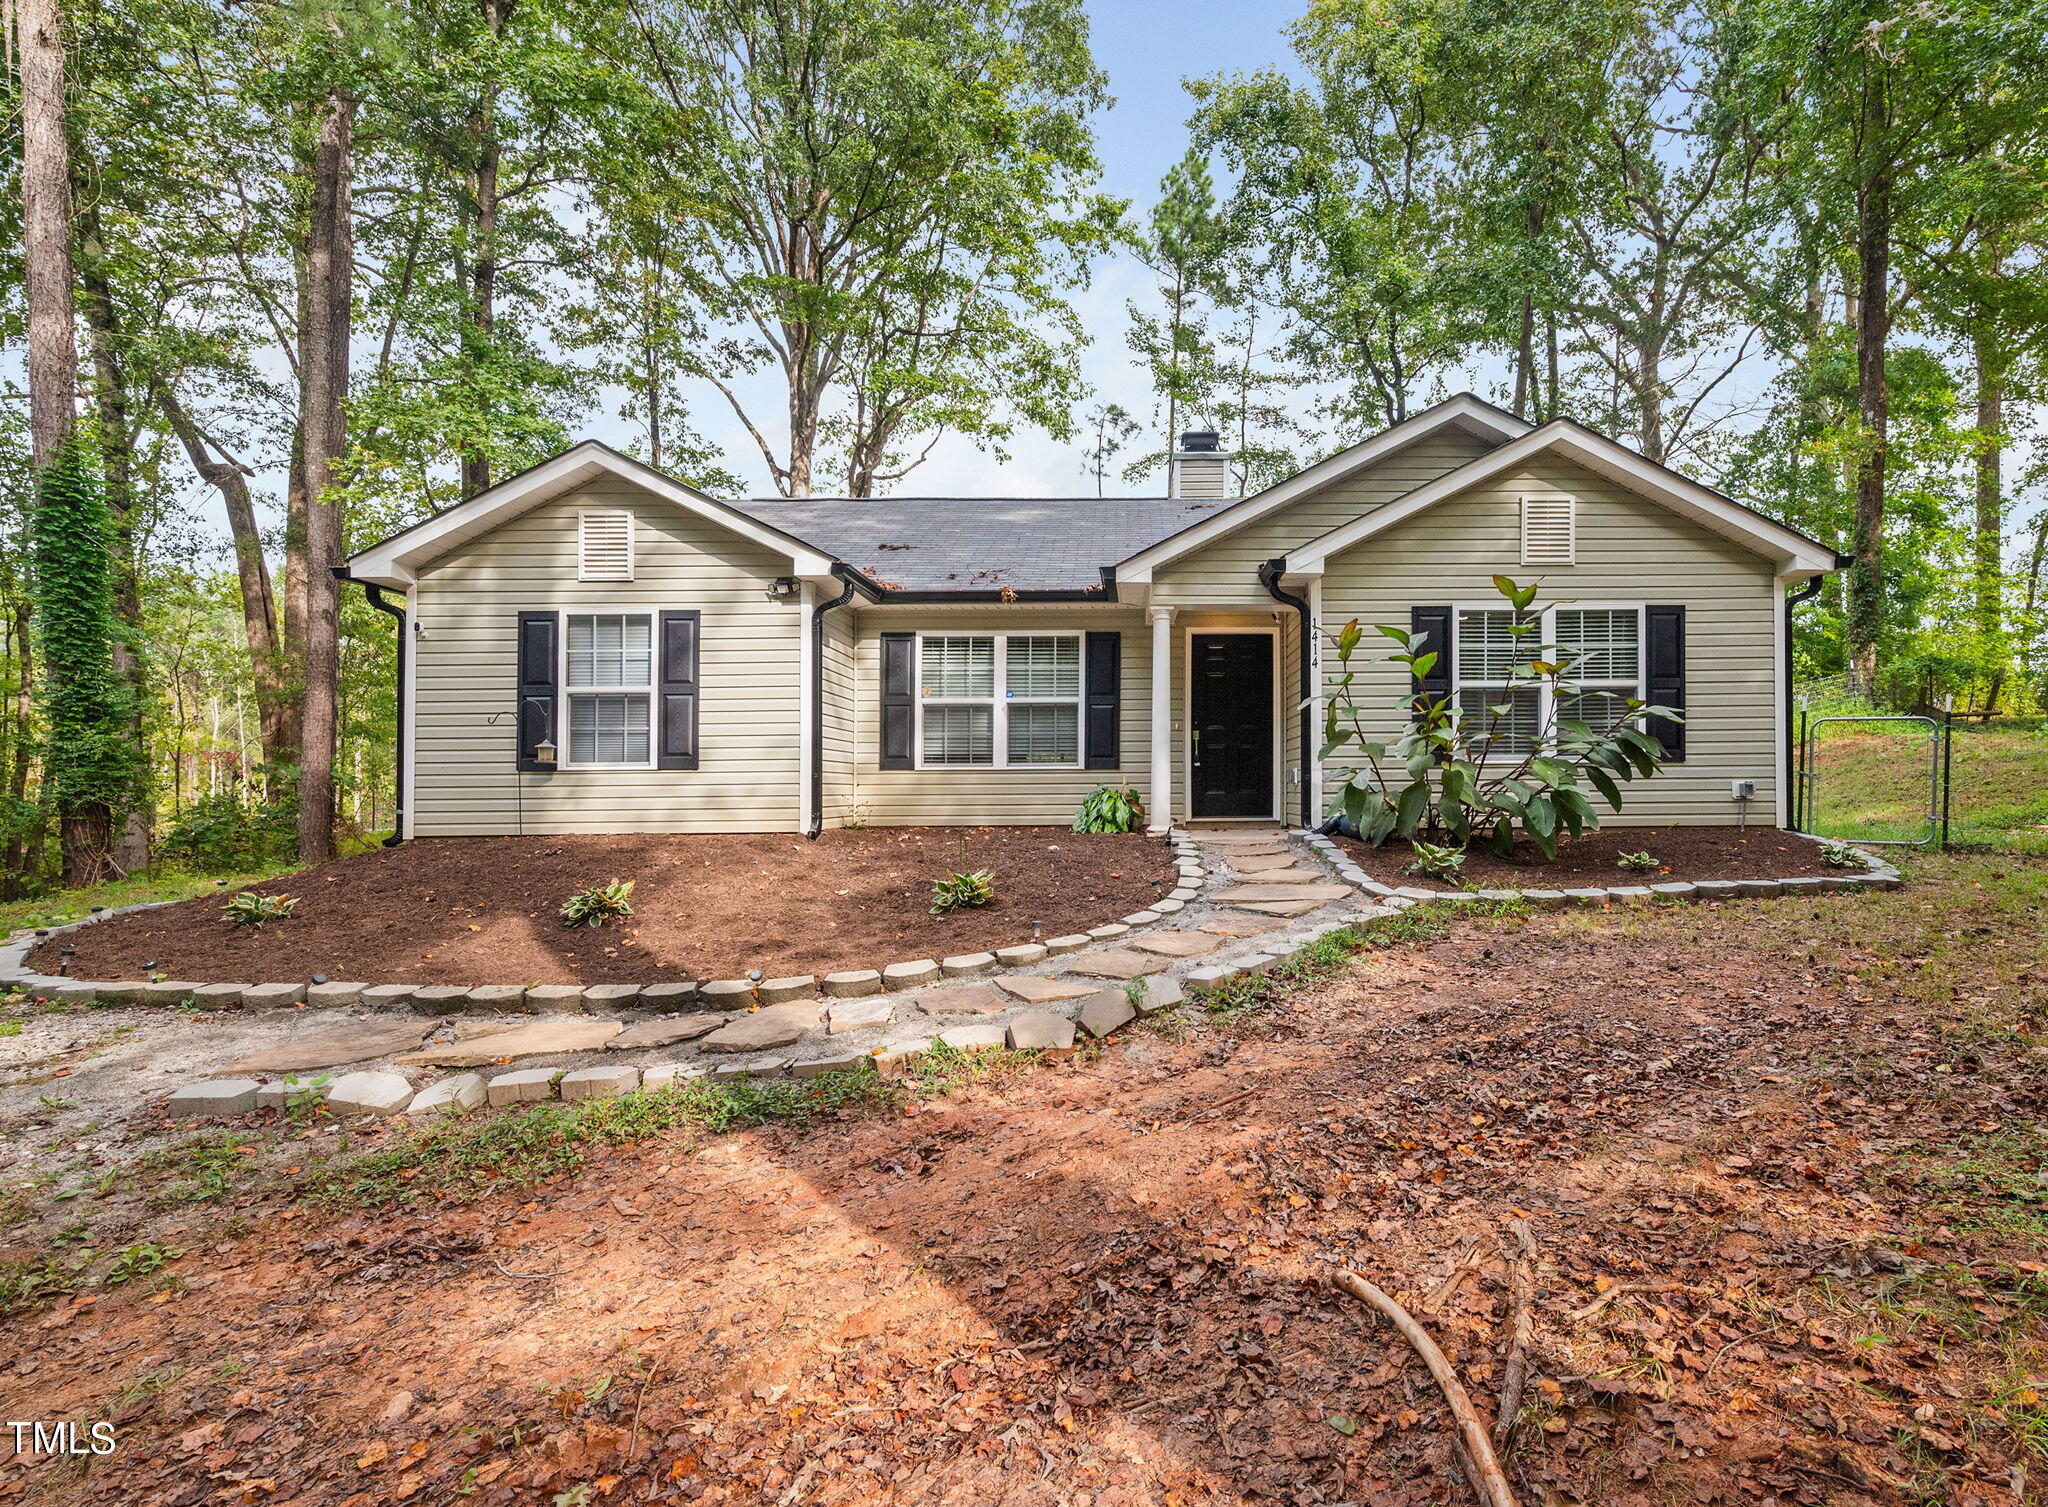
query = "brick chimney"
xmin=1168 ymin=430 xmax=1233 ymax=499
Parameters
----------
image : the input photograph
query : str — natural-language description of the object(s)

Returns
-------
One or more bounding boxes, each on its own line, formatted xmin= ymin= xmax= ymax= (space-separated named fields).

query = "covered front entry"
xmin=1189 ymin=632 xmax=1275 ymax=818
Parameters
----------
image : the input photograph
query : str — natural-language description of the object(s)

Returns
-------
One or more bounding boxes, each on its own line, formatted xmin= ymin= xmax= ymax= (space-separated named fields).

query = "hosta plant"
xmin=930 ymin=867 xmax=996 ymax=916
xmin=561 ymin=878 xmax=635 ymax=928
xmin=222 ymin=890 xmax=297 ymax=928
xmin=1818 ymin=840 xmax=1869 ymax=869
xmin=1073 ymin=784 xmax=1145 ymax=834
xmin=1615 ymin=851 xmax=1660 ymax=872
xmin=1322 ymin=575 xmax=1682 ymax=860
xmin=1404 ymin=840 xmax=1466 ymax=881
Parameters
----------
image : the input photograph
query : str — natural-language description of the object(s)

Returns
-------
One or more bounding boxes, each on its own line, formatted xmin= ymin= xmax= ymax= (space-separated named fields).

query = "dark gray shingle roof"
xmin=728 ymin=494 xmax=1231 ymax=592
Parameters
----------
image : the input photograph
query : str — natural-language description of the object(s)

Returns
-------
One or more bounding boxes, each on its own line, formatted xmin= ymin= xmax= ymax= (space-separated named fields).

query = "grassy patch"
xmin=145 ymin=1130 xmax=262 ymax=1205
xmin=1895 ymin=1132 xmax=2048 ymax=1239
xmin=1805 ymin=724 xmax=2048 ymax=852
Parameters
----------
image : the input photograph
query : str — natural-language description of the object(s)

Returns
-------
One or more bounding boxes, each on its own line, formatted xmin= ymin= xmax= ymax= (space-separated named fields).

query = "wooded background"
xmin=2 ymin=0 xmax=2044 ymax=891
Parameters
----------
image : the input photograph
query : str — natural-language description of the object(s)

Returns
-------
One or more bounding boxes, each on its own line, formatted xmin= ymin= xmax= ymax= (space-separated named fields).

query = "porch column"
xmin=1148 ymin=606 xmax=1175 ymax=831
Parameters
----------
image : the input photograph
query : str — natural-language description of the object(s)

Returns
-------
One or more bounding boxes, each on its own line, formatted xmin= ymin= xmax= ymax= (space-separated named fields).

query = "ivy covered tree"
xmin=28 ymin=444 xmax=142 ymax=884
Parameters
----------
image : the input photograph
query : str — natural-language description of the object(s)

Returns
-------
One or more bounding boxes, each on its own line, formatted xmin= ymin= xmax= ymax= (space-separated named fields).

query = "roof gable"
xmin=345 ymin=441 xmax=836 ymax=587
xmin=1283 ymin=420 xmax=1838 ymax=577
xmin=1116 ymin=393 xmax=1531 ymax=582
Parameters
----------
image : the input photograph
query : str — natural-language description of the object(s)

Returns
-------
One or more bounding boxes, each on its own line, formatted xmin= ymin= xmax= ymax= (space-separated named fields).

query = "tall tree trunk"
xmin=459 ymin=0 xmax=510 ymax=497
xmin=19 ymin=0 xmax=117 ymax=882
xmin=1971 ymin=317 xmax=2005 ymax=642
xmin=295 ymin=91 xmax=354 ymax=865
xmin=19 ymin=0 xmax=78 ymax=468
xmin=155 ymin=381 xmax=295 ymax=766
xmin=74 ymin=194 xmax=151 ymax=873
xmin=2 ymin=602 xmax=33 ymax=899
xmin=1845 ymin=161 xmax=1891 ymax=699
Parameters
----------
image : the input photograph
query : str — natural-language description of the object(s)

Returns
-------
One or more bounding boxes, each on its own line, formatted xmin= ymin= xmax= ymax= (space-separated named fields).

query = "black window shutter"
xmin=1083 ymin=632 xmax=1121 ymax=769
xmin=1645 ymin=604 xmax=1686 ymax=762
xmin=658 ymin=610 xmax=701 ymax=770
xmin=516 ymin=612 xmax=557 ymax=771
xmin=880 ymin=632 xmax=915 ymax=770
xmin=1410 ymin=606 xmax=1453 ymax=719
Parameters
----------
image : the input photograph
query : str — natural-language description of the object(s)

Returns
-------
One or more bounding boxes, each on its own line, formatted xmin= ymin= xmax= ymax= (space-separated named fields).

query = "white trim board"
xmin=1283 ymin=420 xmax=1839 ymax=578
xmin=346 ymin=441 xmax=836 ymax=587
xmin=1117 ymin=393 xmax=1531 ymax=583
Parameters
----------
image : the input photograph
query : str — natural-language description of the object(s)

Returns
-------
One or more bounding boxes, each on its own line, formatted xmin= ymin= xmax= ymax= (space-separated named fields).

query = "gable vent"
xmin=1521 ymin=495 xmax=1576 ymax=565
xmin=579 ymin=510 xmax=634 ymax=580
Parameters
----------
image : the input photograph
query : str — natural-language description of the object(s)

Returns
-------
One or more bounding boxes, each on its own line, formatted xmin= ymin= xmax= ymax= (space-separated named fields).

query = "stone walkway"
xmin=77 ymin=827 xmax=1402 ymax=1123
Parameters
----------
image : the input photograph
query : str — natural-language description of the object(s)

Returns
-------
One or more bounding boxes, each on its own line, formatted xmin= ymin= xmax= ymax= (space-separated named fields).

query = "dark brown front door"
xmin=1190 ymin=634 xmax=1273 ymax=818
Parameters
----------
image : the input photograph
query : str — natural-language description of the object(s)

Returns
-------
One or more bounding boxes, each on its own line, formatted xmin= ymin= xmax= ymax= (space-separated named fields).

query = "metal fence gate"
xmin=1791 ymin=710 xmax=1952 ymax=847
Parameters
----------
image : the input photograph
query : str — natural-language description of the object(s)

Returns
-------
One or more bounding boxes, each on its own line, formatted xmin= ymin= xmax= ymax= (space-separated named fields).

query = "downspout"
xmin=1258 ymin=558 xmax=1315 ymax=829
xmin=337 ymin=568 xmax=407 ymax=847
xmin=1784 ymin=569 xmax=1830 ymax=832
xmin=807 ymin=564 xmax=860 ymax=840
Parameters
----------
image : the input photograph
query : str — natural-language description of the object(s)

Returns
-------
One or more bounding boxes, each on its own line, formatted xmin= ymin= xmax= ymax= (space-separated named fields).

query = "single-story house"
xmin=342 ymin=393 xmax=1841 ymax=839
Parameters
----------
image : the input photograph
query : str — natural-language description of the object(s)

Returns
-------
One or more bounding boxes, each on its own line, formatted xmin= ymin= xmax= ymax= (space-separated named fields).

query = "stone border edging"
xmin=0 ymin=840 xmax=1213 ymax=1014
xmin=1294 ymin=826 xmax=1903 ymax=906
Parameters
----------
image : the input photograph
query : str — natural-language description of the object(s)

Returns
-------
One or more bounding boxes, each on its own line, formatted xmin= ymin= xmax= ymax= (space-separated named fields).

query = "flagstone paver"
xmin=166 ymin=1078 xmax=262 ymax=1118
xmin=1007 ymin=1011 xmax=1076 ymax=1055
xmin=992 ymin=974 xmax=1102 ymax=1003
xmin=916 ymin=984 xmax=1008 ymax=1015
xmin=224 ymin=1021 xmax=430 ymax=1074
xmin=825 ymin=997 xmax=895 ymax=1033
xmin=1068 ymin=948 xmax=1167 ymax=980
xmin=1210 ymin=882 xmax=1351 ymax=904
xmin=1200 ymin=916 xmax=1287 ymax=938
xmin=606 ymin=1014 xmax=725 ymax=1050
xmin=697 ymin=1003 xmax=823 ymax=1054
xmin=1233 ymin=899 xmax=1328 ymax=918
xmin=1076 ymin=988 xmax=1137 ymax=1039
xmin=1128 ymin=931 xmax=1222 ymax=959
xmin=397 ymin=1019 xmax=623 ymax=1067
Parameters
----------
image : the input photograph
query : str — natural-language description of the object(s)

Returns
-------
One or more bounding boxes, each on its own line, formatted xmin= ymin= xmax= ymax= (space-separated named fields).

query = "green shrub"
xmin=930 ymin=867 xmax=995 ymax=915
xmin=1073 ymin=784 xmax=1145 ymax=834
xmin=222 ymin=890 xmax=297 ymax=928
xmin=1323 ymin=574 xmax=1682 ymax=859
xmin=1404 ymin=840 xmax=1466 ymax=881
xmin=161 ymin=790 xmax=299 ymax=871
xmin=1615 ymin=850 xmax=1659 ymax=872
xmin=560 ymin=878 xmax=634 ymax=928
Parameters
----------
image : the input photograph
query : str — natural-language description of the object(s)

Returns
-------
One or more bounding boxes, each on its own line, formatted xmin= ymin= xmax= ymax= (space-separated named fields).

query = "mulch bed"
xmin=1333 ymin=823 xmax=1833 ymax=890
xmin=34 ymin=828 xmax=1175 ymax=986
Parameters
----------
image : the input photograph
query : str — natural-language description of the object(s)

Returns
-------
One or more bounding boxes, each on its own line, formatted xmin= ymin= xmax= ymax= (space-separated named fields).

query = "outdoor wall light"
xmin=765 ymin=576 xmax=800 ymax=601
xmin=534 ymin=738 xmax=557 ymax=767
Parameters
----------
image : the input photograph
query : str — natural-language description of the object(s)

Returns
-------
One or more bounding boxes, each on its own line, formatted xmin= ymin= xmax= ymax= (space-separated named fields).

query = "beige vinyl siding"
xmin=1317 ymin=456 xmax=1780 ymax=826
xmin=1151 ymin=431 xmax=1493 ymax=606
xmin=410 ymin=483 xmax=805 ymax=835
xmin=847 ymin=607 xmax=1151 ymax=827
xmin=819 ymin=607 xmax=857 ymax=826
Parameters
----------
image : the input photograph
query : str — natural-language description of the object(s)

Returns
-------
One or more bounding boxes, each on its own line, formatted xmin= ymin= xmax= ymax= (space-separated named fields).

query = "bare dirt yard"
xmin=2 ymin=852 xmax=2044 ymax=1506
xmin=35 ymin=828 xmax=1175 ymax=985
xmin=1333 ymin=824 xmax=1838 ymax=890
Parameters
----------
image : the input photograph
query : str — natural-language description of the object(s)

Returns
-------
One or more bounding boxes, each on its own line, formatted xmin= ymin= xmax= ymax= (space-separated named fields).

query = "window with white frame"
xmin=917 ymin=633 xmax=1081 ymax=768
xmin=1452 ymin=605 xmax=1642 ymax=757
xmin=564 ymin=612 xmax=654 ymax=767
